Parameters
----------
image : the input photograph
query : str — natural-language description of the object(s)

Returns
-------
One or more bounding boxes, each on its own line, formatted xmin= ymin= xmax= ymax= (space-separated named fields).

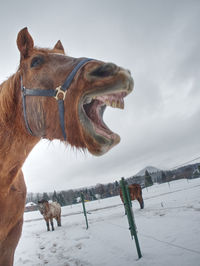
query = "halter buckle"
xmin=54 ymin=86 xmax=67 ymax=100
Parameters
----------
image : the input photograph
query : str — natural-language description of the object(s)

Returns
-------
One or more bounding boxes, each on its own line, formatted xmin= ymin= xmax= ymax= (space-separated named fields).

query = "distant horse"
xmin=0 ymin=27 xmax=133 ymax=265
xmin=38 ymin=200 xmax=61 ymax=231
xmin=120 ymin=184 xmax=144 ymax=209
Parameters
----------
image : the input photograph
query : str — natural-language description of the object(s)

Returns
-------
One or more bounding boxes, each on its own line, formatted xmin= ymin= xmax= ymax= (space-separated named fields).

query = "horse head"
xmin=17 ymin=27 xmax=134 ymax=156
xmin=37 ymin=199 xmax=49 ymax=214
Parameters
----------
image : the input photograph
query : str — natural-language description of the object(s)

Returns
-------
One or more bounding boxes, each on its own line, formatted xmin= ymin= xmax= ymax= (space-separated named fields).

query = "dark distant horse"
xmin=38 ymin=199 xmax=61 ymax=231
xmin=120 ymin=184 xmax=144 ymax=209
xmin=0 ymin=27 xmax=133 ymax=265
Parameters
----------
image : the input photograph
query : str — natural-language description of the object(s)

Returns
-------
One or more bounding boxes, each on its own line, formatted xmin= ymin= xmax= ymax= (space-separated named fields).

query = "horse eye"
xmin=30 ymin=56 xmax=44 ymax=68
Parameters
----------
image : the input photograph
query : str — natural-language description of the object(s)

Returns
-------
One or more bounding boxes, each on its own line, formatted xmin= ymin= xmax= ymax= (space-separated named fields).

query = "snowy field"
xmin=15 ymin=178 xmax=200 ymax=266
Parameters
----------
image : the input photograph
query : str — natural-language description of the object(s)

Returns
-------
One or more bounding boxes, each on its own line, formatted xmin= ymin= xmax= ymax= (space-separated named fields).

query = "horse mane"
xmin=0 ymin=71 xmax=21 ymax=126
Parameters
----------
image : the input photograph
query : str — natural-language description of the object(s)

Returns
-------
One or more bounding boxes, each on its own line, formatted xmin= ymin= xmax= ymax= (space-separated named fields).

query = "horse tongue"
xmin=84 ymin=99 xmax=114 ymax=136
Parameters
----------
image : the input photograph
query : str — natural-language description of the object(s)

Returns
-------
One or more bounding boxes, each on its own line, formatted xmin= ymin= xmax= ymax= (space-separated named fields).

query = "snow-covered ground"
xmin=15 ymin=178 xmax=200 ymax=266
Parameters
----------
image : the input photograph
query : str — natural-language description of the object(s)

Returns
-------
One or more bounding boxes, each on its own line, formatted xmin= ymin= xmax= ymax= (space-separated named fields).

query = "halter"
xmin=20 ymin=58 xmax=93 ymax=140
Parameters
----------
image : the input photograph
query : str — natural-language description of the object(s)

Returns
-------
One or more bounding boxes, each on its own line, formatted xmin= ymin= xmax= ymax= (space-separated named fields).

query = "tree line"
xmin=26 ymin=163 xmax=200 ymax=207
xmin=26 ymin=181 xmax=121 ymax=206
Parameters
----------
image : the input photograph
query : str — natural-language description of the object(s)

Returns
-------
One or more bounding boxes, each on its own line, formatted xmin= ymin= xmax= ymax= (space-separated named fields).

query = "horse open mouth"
xmin=78 ymin=74 xmax=133 ymax=155
xmin=83 ymin=91 xmax=126 ymax=139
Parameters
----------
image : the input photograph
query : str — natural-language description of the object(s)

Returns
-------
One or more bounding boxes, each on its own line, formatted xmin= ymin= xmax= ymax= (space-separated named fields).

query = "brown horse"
xmin=0 ymin=27 xmax=133 ymax=265
xmin=120 ymin=184 xmax=144 ymax=209
xmin=38 ymin=200 xmax=61 ymax=231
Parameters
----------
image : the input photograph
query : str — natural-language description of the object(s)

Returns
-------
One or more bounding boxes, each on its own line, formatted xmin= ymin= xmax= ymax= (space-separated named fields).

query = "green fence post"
xmin=120 ymin=177 xmax=142 ymax=259
xmin=81 ymin=193 xmax=89 ymax=229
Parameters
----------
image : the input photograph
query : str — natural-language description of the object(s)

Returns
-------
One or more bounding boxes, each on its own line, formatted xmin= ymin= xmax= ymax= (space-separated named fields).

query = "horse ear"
xmin=17 ymin=27 xmax=34 ymax=59
xmin=54 ymin=40 xmax=65 ymax=54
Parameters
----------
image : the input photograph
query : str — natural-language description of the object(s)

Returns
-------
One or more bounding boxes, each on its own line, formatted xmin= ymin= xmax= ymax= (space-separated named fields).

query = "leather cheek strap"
xmin=20 ymin=58 xmax=93 ymax=140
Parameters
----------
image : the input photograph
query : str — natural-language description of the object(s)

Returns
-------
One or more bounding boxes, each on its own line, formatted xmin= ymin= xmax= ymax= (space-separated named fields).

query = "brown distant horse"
xmin=0 ymin=27 xmax=133 ymax=265
xmin=38 ymin=200 xmax=61 ymax=231
xmin=120 ymin=184 xmax=144 ymax=209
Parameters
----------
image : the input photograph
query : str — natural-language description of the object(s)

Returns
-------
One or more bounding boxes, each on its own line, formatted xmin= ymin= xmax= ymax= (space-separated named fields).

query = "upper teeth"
xmin=102 ymin=97 xmax=124 ymax=109
xmin=91 ymin=96 xmax=124 ymax=109
xmin=84 ymin=94 xmax=124 ymax=109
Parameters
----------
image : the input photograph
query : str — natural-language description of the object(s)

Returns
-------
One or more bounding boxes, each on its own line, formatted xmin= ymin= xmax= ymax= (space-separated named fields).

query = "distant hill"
xmin=136 ymin=166 xmax=160 ymax=176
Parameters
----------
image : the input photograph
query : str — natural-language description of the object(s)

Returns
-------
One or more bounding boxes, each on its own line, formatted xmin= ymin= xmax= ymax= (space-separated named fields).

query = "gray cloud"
xmin=0 ymin=0 xmax=200 ymax=192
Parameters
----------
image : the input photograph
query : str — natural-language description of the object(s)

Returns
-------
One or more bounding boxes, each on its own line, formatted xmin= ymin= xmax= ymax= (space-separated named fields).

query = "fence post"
xmin=120 ymin=177 xmax=142 ymax=259
xmin=81 ymin=193 xmax=89 ymax=229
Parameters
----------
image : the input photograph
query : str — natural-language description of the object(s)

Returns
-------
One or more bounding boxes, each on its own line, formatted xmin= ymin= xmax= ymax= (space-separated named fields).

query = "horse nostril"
xmin=127 ymin=69 xmax=131 ymax=75
xmin=90 ymin=63 xmax=117 ymax=77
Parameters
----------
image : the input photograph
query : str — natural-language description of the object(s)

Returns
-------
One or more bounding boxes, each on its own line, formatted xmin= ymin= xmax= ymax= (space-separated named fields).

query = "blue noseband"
xmin=20 ymin=58 xmax=93 ymax=140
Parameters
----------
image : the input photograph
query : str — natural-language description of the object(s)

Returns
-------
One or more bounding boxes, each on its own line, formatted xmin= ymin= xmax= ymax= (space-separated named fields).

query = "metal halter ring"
xmin=54 ymin=86 xmax=67 ymax=100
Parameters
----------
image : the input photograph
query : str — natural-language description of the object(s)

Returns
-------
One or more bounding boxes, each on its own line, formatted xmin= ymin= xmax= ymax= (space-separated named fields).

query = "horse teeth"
xmin=111 ymin=101 xmax=117 ymax=108
xmin=105 ymin=100 xmax=110 ymax=106
xmin=85 ymin=97 xmax=92 ymax=104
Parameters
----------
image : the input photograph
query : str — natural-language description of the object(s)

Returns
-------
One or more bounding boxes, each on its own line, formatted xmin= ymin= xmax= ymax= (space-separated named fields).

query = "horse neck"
xmin=44 ymin=202 xmax=50 ymax=213
xmin=0 ymin=74 xmax=39 ymax=194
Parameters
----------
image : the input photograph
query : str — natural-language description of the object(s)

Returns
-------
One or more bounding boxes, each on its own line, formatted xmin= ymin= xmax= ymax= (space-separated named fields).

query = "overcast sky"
xmin=0 ymin=0 xmax=200 ymax=193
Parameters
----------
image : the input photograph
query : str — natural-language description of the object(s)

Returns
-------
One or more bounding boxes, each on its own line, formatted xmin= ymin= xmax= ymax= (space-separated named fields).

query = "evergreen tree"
xmin=42 ymin=192 xmax=49 ymax=201
xmin=144 ymin=170 xmax=153 ymax=187
xmin=161 ymin=171 xmax=167 ymax=183
xmin=89 ymin=190 xmax=96 ymax=200
xmin=65 ymin=189 xmax=75 ymax=205
xmin=52 ymin=190 xmax=59 ymax=202
xmin=57 ymin=192 xmax=66 ymax=206
xmin=36 ymin=193 xmax=42 ymax=203
xmin=96 ymin=184 xmax=105 ymax=198
xmin=114 ymin=180 xmax=119 ymax=188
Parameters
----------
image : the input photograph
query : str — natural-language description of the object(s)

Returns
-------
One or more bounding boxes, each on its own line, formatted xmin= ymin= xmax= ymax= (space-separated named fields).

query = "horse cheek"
xmin=26 ymin=98 xmax=46 ymax=137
